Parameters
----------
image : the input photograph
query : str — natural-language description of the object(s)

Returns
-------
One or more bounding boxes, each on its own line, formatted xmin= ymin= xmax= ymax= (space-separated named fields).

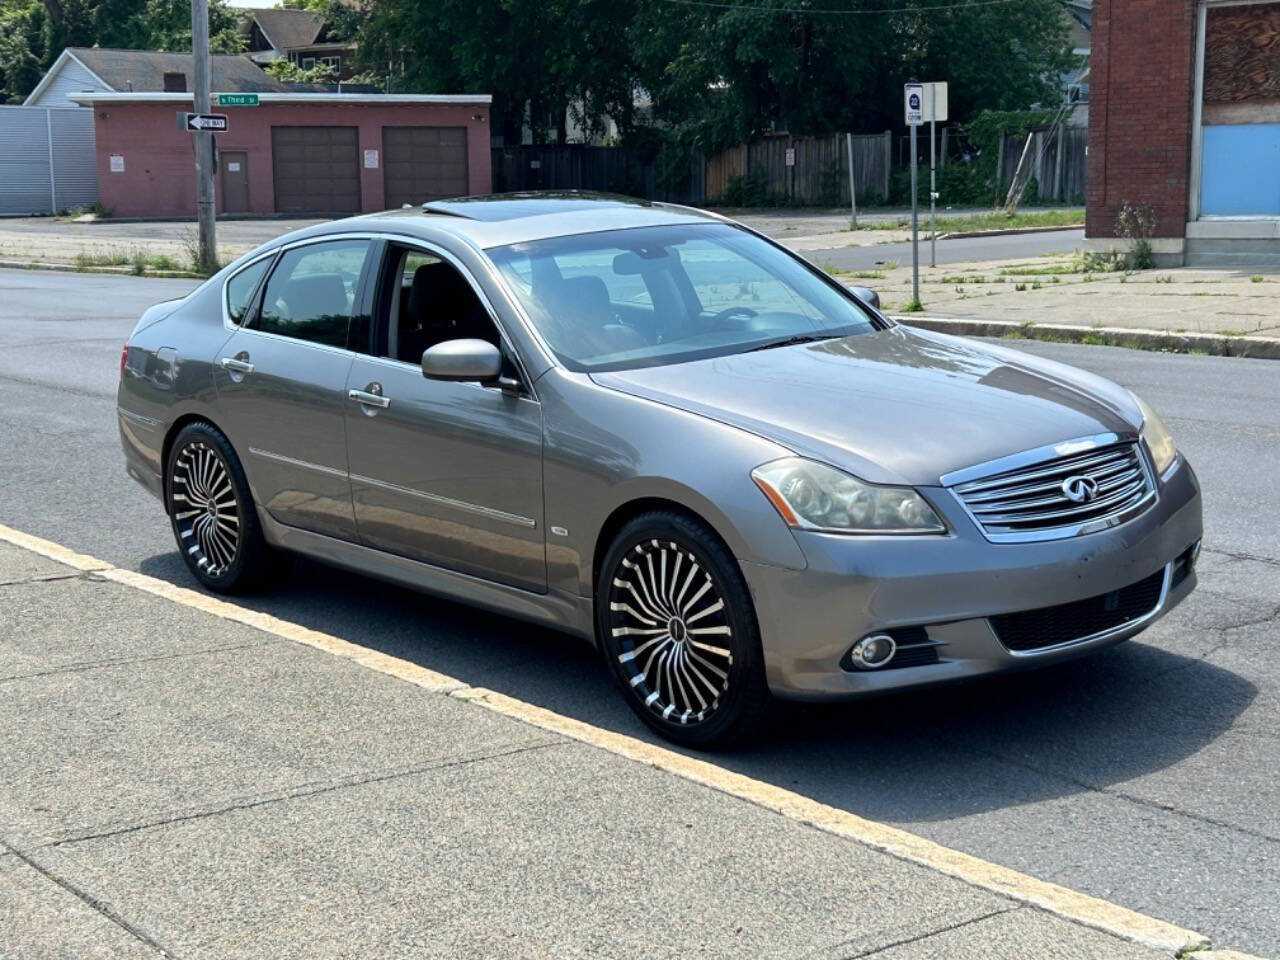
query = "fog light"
xmin=850 ymin=633 xmax=897 ymax=670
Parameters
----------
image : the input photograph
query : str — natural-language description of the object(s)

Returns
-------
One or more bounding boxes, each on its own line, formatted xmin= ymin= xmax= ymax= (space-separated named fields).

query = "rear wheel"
xmin=597 ymin=511 xmax=769 ymax=748
xmin=166 ymin=421 xmax=271 ymax=593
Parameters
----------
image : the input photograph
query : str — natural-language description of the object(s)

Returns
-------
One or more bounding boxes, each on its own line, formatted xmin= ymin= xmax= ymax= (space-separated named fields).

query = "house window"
xmin=320 ymin=56 xmax=342 ymax=70
xmin=301 ymin=57 xmax=316 ymax=69
xmin=163 ymin=72 xmax=187 ymax=92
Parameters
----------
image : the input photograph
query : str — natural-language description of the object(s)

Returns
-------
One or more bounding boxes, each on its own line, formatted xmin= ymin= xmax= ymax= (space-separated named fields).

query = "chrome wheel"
xmin=170 ymin=440 xmax=241 ymax=577
xmin=608 ymin=538 xmax=733 ymax=725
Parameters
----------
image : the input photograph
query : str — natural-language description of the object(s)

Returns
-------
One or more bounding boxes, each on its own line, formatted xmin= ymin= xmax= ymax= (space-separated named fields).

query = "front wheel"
xmin=166 ymin=421 xmax=271 ymax=593
xmin=597 ymin=511 xmax=769 ymax=749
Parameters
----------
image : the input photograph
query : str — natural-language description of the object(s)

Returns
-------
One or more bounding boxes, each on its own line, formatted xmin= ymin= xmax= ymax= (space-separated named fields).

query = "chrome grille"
xmin=951 ymin=442 xmax=1155 ymax=541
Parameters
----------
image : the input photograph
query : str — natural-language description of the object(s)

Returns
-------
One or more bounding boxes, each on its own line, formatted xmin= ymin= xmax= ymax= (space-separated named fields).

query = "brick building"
xmin=1087 ymin=0 xmax=1280 ymax=266
xmin=67 ymin=92 xmax=492 ymax=218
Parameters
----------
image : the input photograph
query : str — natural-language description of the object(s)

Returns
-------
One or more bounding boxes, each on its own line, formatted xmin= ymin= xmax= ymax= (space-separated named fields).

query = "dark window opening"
xmin=163 ymin=72 xmax=187 ymax=92
xmin=378 ymin=246 xmax=500 ymax=365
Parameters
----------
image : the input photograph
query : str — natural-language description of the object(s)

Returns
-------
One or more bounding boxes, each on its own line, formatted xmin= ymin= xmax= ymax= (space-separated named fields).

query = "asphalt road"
xmin=1 ymin=267 xmax=1277 ymax=955
xmin=806 ymin=227 xmax=1085 ymax=270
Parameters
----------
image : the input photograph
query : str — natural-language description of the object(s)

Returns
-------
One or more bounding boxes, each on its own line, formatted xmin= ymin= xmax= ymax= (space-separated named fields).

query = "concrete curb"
xmin=894 ymin=315 xmax=1280 ymax=360
xmin=936 ymin=224 xmax=1083 ymax=240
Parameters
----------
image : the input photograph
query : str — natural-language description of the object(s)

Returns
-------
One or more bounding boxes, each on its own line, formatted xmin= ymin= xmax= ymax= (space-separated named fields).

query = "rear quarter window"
xmin=225 ymin=256 xmax=272 ymax=324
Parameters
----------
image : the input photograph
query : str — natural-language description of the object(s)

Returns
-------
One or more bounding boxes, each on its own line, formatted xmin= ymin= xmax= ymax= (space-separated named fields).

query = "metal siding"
xmin=0 ymin=107 xmax=54 ymax=215
xmin=0 ymin=106 xmax=97 ymax=215
xmin=50 ymin=108 xmax=99 ymax=210
xmin=27 ymin=59 xmax=109 ymax=108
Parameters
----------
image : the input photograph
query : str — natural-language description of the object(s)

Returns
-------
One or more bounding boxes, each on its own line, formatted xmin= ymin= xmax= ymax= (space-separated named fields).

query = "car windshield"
xmin=486 ymin=222 xmax=878 ymax=372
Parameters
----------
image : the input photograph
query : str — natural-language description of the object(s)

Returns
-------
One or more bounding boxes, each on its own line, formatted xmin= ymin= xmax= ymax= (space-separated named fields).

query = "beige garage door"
xmin=271 ymin=126 xmax=361 ymax=214
xmin=382 ymin=127 xmax=469 ymax=208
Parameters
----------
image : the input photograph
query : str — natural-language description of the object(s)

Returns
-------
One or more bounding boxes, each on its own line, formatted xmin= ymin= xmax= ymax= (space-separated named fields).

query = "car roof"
xmin=325 ymin=192 xmax=727 ymax=250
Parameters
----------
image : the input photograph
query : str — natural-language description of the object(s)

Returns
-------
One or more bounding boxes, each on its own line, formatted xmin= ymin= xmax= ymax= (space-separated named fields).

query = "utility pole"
xmin=191 ymin=0 xmax=217 ymax=274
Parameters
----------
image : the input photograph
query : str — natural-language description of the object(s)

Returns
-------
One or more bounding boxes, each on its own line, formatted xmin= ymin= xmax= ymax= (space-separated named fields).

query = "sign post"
xmin=846 ymin=132 xmax=857 ymax=230
xmin=904 ymin=83 xmax=924 ymax=308
xmin=923 ymin=82 xmax=949 ymax=268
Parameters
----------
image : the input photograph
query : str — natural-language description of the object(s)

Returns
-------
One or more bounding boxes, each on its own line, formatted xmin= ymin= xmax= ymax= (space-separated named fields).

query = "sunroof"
xmin=422 ymin=192 xmax=652 ymax=222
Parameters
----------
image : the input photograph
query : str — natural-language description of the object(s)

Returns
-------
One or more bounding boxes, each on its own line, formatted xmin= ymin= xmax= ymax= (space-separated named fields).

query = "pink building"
xmin=67 ymin=92 xmax=492 ymax=218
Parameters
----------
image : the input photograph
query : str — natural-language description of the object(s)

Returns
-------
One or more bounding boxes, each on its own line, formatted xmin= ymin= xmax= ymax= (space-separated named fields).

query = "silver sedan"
xmin=117 ymin=194 xmax=1202 ymax=747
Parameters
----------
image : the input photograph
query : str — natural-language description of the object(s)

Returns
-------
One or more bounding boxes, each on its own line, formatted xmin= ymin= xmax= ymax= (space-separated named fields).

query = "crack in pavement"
xmin=944 ymin=736 xmax=1280 ymax=847
xmin=835 ymin=906 xmax=1020 ymax=959
xmin=0 ymin=637 xmax=281 ymax=686
xmin=43 ymin=738 xmax=567 ymax=850
xmin=1203 ymin=547 xmax=1280 ymax=569
xmin=0 ymin=835 xmax=177 ymax=958
xmin=0 ymin=371 xmax=113 ymax=401
xmin=0 ymin=572 xmax=82 ymax=588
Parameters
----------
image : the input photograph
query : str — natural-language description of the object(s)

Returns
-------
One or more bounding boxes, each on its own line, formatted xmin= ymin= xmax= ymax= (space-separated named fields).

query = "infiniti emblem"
xmin=1061 ymin=474 xmax=1100 ymax=503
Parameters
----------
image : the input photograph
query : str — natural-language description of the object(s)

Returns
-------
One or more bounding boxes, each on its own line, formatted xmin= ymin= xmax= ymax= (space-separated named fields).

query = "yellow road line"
xmin=0 ymin=522 xmax=1222 ymax=957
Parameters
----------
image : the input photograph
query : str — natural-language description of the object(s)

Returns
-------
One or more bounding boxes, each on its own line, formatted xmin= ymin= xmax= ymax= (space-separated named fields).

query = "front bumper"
xmin=745 ymin=456 xmax=1203 ymax=700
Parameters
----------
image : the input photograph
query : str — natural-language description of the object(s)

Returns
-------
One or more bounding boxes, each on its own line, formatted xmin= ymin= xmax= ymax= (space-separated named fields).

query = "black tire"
xmin=596 ymin=510 xmax=769 ymax=749
xmin=165 ymin=421 xmax=272 ymax=594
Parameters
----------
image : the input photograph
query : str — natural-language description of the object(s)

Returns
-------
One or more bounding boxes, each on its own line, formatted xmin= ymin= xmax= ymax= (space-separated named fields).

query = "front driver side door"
xmin=343 ymin=242 xmax=546 ymax=592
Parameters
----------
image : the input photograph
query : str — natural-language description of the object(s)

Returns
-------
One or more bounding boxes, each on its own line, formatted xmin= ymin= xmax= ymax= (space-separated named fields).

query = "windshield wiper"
xmin=745 ymin=334 xmax=835 ymax=353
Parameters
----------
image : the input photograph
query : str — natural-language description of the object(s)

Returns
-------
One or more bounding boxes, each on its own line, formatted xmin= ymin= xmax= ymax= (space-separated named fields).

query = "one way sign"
xmin=184 ymin=113 xmax=228 ymax=132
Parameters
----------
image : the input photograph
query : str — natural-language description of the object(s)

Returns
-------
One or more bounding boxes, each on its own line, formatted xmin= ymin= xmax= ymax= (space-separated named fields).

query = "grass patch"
xmin=1251 ymin=275 xmax=1265 ymax=283
xmin=900 ymin=299 xmax=925 ymax=313
xmin=856 ymin=208 xmax=1083 ymax=234
xmin=998 ymin=262 xmax=1083 ymax=277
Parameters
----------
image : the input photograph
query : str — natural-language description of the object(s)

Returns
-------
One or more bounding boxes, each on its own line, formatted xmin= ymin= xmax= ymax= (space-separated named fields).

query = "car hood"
xmin=590 ymin=325 xmax=1142 ymax=486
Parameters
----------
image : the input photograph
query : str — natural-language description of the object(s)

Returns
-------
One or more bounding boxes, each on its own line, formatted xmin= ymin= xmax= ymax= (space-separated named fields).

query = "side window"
xmin=252 ymin=239 xmax=370 ymax=348
xmin=225 ymin=256 xmax=271 ymax=325
xmin=384 ymin=245 xmax=499 ymax=365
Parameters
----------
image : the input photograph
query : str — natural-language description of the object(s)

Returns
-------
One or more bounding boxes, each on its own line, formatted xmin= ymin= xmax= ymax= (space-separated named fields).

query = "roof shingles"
xmin=69 ymin=47 xmax=291 ymax=93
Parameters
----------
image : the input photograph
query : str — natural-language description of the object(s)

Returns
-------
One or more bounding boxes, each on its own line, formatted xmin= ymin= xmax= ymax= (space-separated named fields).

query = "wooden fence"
xmin=491 ymin=125 xmax=1087 ymax=206
xmin=490 ymin=144 xmax=706 ymax=204
xmin=996 ymin=124 xmax=1087 ymax=204
xmin=493 ymin=132 xmax=891 ymax=206
xmin=707 ymin=132 xmax=892 ymax=204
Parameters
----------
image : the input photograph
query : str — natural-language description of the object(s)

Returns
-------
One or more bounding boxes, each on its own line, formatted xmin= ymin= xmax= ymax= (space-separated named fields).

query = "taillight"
xmin=120 ymin=344 xmax=128 ymax=378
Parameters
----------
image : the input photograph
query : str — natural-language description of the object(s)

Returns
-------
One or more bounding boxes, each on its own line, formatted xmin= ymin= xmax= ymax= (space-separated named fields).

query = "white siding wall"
xmin=0 ymin=107 xmax=98 ymax=215
xmin=26 ymin=57 xmax=109 ymax=107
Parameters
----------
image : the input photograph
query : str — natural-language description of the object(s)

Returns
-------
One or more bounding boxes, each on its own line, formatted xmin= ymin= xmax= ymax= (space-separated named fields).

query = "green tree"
xmin=357 ymin=0 xmax=640 ymax=144
xmin=0 ymin=0 xmax=242 ymax=103
xmin=632 ymin=0 xmax=1071 ymax=149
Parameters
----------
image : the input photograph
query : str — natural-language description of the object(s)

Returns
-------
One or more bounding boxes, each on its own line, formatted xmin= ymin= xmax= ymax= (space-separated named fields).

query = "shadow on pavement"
xmin=137 ymin=549 xmax=1255 ymax=826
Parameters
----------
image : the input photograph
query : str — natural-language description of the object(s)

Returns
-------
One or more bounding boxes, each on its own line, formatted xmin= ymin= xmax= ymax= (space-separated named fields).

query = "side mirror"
xmin=421 ymin=338 xmax=503 ymax=383
xmin=848 ymin=286 xmax=881 ymax=310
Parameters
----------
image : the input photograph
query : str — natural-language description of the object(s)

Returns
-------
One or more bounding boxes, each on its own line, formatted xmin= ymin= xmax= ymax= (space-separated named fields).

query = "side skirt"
xmin=257 ymin=507 xmax=596 ymax=642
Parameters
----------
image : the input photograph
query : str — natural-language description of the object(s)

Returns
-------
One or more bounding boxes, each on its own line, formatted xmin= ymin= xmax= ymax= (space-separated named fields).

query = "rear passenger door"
xmin=214 ymin=237 xmax=376 ymax=541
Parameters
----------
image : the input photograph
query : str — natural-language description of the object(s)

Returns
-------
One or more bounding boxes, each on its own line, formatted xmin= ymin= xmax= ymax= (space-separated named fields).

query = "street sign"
xmin=185 ymin=113 xmax=228 ymax=132
xmin=922 ymin=82 xmax=948 ymax=123
xmin=217 ymin=93 xmax=259 ymax=107
xmin=904 ymin=83 xmax=924 ymax=126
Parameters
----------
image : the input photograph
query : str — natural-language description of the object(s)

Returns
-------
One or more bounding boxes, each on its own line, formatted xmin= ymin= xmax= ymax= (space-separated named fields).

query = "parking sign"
xmin=904 ymin=83 xmax=924 ymax=126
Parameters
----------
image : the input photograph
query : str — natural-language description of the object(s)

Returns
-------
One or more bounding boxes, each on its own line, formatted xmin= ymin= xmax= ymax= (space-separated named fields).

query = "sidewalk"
xmin=827 ymin=255 xmax=1280 ymax=339
xmin=0 ymin=534 xmax=1199 ymax=960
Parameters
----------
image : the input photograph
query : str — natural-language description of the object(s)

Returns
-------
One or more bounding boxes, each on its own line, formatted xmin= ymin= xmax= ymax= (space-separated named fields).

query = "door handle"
xmin=349 ymin=388 xmax=391 ymax=409
xmin=220 ymin=357 xmax=254 ymax=374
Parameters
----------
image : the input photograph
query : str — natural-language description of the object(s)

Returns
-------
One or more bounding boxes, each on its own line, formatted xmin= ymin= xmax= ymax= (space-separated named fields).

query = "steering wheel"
xmin=706 ymin=306 xmax=759 ymax=329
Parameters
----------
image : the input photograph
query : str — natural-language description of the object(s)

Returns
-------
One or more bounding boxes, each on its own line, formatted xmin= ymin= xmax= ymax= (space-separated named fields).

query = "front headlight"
xmin=752 ymin=457 xmax=945 ymax=534
xmin=1130 ymin=391 xmax=1177 ymax=475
